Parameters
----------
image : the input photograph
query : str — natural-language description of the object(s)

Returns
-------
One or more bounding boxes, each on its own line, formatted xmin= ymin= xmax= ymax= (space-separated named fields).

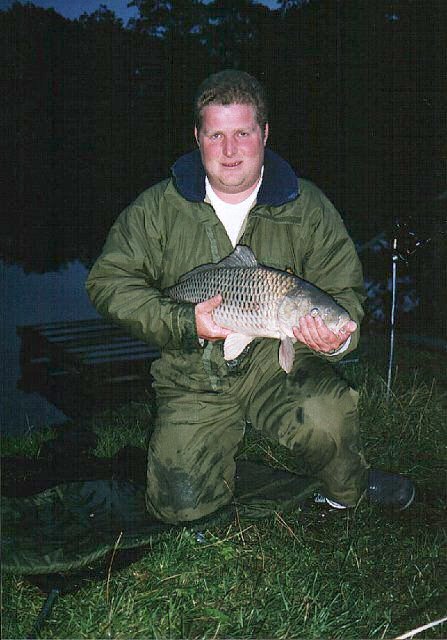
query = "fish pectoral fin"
xmin=223 ymin=334 xmax=255 ymax=361
xmin=279 ymin=336 xmax=295 ymax=373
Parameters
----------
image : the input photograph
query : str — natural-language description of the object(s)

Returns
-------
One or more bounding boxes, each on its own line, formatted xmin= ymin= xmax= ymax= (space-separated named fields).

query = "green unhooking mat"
xmin=2 ymin=446 xmax=320 ymax=576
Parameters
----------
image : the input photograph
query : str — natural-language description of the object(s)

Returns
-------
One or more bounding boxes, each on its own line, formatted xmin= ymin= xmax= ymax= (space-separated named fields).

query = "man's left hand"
xmin=292 ymin=315 xmax=357 ymax=354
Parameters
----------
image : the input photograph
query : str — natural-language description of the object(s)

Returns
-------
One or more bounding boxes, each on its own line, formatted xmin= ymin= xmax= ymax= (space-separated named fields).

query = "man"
xmin=86 ymin=70 xmax=414 ymax=523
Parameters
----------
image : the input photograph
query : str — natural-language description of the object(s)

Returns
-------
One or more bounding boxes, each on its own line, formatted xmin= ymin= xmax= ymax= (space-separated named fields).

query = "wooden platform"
xmin=17 ymin=319 xmax=160 ymax=418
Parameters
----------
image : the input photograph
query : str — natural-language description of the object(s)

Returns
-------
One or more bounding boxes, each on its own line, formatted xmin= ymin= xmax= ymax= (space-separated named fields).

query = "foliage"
xmin=0 ymin=0 xmax=445 ymax=333
xmin=2 ymin=343 xmax=446 ymax=638
xmin=129 ymin=0 xmax=207 ymax=39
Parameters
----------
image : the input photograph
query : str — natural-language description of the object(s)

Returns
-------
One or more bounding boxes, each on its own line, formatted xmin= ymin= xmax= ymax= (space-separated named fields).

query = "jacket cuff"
xmin=320 ymin=327 xmax=360 ymax=362
xmin=171 ymin=303 xmax=201 ymax=352
xmin=326 ymin=335 xmax=351 ymax=357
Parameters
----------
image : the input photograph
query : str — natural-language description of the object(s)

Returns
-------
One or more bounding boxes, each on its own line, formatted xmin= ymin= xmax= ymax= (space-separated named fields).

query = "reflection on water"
xmin=1 ymin=260 xmax=99 ymax=435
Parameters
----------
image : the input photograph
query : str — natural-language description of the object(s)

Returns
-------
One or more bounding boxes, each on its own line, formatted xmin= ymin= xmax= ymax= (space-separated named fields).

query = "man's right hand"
xmin=195 ymin=294 xmax=232 ymax=342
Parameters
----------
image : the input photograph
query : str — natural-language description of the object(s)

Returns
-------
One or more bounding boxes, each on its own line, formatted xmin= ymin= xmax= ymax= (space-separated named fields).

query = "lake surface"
xmin=1 ymin=256 xmax=439 ymax=437
xmin=1 ymin=260 xmax=100 ymax=436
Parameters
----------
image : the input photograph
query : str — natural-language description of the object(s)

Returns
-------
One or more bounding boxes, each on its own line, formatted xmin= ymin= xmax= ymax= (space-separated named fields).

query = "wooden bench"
xmin=17 ymin=319 xmax=160 ymax=418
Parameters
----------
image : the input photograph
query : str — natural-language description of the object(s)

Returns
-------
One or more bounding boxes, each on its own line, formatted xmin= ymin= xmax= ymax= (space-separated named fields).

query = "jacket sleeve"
xmin=85 ymin=191 xmax=199 ymax=351
xmin=301 ymin=186 xmax=366 ymax=360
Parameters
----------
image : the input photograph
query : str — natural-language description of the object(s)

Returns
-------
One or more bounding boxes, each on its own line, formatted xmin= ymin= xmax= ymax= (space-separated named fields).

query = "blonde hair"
xmin=194 ymin=69 xmax=268 ymax=133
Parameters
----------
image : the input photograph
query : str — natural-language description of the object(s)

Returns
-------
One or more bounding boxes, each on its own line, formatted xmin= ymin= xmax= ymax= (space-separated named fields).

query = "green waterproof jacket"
xmin=86 ymin=149 xmax=366 ymax=393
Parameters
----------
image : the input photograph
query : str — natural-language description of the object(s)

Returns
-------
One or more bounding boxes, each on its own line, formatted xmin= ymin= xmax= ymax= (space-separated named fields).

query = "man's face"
xmin=195 ymin=103 xmax=268 ymax=203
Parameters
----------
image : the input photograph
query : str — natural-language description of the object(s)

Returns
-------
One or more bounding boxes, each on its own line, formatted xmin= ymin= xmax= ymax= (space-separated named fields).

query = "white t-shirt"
xmin=205 ymin=172 xmax=263 ymax=247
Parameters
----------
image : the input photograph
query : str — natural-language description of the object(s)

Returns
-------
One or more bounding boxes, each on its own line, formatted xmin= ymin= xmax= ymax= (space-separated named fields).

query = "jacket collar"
xmin=171 ymin=148 xmax=300 ymax=206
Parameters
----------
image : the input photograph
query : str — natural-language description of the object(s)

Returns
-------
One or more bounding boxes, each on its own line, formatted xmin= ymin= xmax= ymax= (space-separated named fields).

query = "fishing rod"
xmin=384 ymin=216 xmax=445 ymax=400
xmin=357 ymin=214 xmax=445 ymax=400
xmin=386 ymin=235 xmax=399 ymax=401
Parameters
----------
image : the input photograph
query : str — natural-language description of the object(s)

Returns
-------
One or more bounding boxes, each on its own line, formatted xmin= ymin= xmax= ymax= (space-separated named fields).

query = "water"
xmin=1 ymin=260 xmax=100 ymax=436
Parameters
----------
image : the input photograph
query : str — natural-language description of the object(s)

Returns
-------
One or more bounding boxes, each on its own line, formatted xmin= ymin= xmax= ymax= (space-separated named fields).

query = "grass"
xmin=2 ymin=340 xmax=446 ymax=639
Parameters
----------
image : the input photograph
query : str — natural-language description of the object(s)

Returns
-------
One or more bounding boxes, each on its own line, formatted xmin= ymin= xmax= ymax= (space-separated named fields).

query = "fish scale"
xmin=169 ymin=266 xmax=294 ymax=333
xmin=166 ymin=245 xmax=351 ymax=373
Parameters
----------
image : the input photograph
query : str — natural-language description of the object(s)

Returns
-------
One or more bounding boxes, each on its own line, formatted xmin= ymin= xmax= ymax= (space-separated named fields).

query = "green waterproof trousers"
xmin=146 ymin=346 xmax=369 ymax=524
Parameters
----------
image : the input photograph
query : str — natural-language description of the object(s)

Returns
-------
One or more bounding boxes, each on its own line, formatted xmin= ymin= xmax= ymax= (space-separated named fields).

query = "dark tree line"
xmin=1 ymin=0 xmax=445 ymax=334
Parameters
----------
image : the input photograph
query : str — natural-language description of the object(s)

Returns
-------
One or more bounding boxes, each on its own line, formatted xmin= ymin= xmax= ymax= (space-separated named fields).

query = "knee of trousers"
xmin=299 ymin=388 xmax=367 ymax=504
xmin=287 ymin=387 xmax=361 ymax=467
xmin=145 ymin=453 xmax=236 ymax=525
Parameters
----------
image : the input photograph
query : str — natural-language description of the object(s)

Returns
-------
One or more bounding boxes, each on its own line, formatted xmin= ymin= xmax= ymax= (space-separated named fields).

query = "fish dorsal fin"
xmin=218 ymin=245 xmax=258 ymax=269
xmin=177 ymin=245 xmax=258 ymax=282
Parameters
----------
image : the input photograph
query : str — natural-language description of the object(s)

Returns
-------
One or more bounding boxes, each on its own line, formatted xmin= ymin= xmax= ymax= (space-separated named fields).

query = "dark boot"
xmin=315 ymin=469 xmax=415 ymax=511
xmin=366 ymin=469 xmax=415 ymax=510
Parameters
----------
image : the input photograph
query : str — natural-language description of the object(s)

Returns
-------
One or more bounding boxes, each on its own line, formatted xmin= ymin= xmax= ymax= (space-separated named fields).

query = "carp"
xmin=166 ymin=245 xmax=351 ymax=372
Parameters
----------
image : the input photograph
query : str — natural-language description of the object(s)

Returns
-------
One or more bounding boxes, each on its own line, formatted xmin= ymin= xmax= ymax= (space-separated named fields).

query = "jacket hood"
xmin=171 ymin=148 xmax=300 ymax=206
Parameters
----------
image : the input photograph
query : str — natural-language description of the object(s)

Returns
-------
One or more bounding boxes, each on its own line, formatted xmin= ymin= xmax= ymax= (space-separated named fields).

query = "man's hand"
xmin=292 ymin=315 xmax=357 ymax=353
xmin=195 ymin=294 xmax=232 ymax=342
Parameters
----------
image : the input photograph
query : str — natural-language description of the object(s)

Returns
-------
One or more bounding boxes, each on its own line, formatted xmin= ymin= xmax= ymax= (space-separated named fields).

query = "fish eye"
xmin=310 ymin=308 xmax=319 ymax=317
